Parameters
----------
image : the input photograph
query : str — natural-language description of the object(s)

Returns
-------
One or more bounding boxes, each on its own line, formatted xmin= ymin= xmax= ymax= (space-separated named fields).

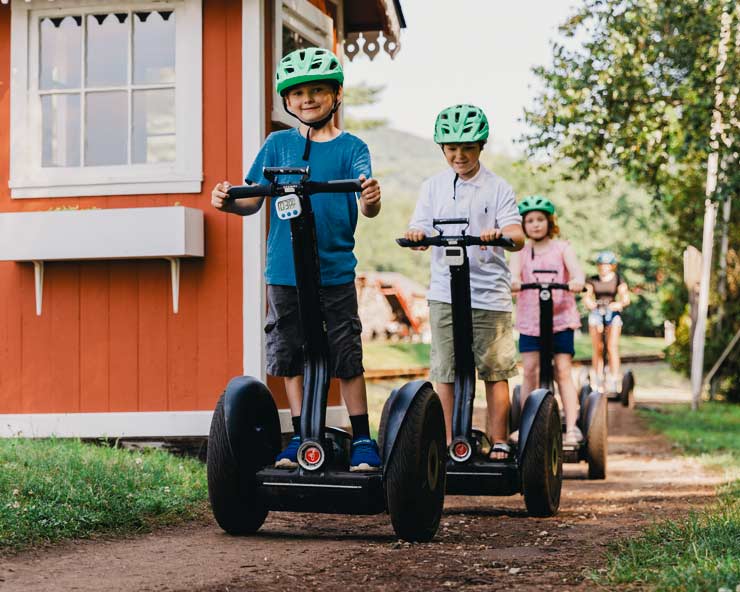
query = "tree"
xmin=343 ymin=83 xmax=388 ymax=131
xmin=523 ymin=0 xmax=740 ymax=400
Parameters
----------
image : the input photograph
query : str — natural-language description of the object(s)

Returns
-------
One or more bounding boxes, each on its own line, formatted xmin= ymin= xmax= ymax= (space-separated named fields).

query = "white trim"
xmin=0 ymin=406 xmax=350 ymax=437
xmin=0 ymin=207 xmax=205 ymax=261
xmin=8 ymin=0 xmax=203 ymax=198
xmin=242 ymin=0 xmax=267 ymax=380
xmin=271 ymin=0 xmax=333 ymax=127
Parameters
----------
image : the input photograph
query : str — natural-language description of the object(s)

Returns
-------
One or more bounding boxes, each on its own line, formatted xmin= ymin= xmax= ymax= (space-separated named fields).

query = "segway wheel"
xmin=578 ymin=384 xmax=592 ymax=430
xmin=510 ymin=385 xmax=522 ymax=433
xmin=385 ymin=385 xmax=446 ymax=542
xmin=587 ymin=394 xmax=608 ymax=480
xmin=521 ymin=393 xmax=562 ymax=517
xmin=377 ymin=395 xmax=391 ymax=454
xmin=207 ymin=392 xmax=279 ymax=535
xmin=620 ymin=370 xmax=635 ymax=408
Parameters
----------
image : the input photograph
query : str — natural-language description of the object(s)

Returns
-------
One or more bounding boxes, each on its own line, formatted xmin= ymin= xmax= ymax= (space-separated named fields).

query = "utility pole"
xmin=691 ymin=4 xmax=732 ymax=411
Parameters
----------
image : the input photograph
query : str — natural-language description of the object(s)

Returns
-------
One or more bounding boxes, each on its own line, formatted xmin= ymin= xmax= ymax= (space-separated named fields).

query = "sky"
xmin=344 ymin=0 xmax=580 ymax=154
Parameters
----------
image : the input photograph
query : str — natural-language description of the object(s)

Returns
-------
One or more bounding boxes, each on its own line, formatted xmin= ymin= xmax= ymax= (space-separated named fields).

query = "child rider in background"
xmin=510 ymin=196 xmax=585 ymax=446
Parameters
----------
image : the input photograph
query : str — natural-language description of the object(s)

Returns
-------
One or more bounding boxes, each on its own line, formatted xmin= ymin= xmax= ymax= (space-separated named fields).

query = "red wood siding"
xmin=0 ymin=1 xmax=244 ymax=414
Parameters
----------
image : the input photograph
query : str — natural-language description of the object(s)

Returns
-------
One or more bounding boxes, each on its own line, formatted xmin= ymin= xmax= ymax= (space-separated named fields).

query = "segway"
xmin=590 ymin=302 xmax=635 ymax=408
xmin=512 ymin=274 xmax=607 ymax=480
xmin=207 ymin=167 xmax=446 ymax=542
xmin=398 ymin=219 xmax=562 ymax=517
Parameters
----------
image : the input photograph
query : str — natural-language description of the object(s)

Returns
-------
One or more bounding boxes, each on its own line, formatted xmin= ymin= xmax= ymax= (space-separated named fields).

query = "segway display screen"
xmin=275 ymin=195 xmax=302 ymax=220
xmin=443 ymin=246 xmax=465 ymax=266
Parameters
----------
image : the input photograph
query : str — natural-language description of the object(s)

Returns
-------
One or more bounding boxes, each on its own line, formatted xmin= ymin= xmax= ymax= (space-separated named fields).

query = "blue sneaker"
xmin=350 ymin=438 xmax=382 ymax=472
xmin=275 ymin=435 xmax=300 ymax=469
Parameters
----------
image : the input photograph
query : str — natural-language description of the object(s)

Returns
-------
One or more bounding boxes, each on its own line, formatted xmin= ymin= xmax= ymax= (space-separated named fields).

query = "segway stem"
xmin=290 ymin=193 xmax=330 ymax=443
xmin=450 ymin=258 xmax=476 ymax=441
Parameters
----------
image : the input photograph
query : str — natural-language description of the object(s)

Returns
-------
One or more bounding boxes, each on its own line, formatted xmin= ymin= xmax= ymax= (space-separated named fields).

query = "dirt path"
xmin=0 ymin=404 xmax=724 ymax=592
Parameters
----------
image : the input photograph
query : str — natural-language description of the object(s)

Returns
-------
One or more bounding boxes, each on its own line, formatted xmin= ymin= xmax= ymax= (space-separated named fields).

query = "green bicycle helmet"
xmin=518 ymin=195 xmax=556 ymax=216
xmin=434 ymin=104 xmax=490 ymax=144
xmin=595 ymin=250 xmax=618 ymax=265
xmin=276 ymin=47 xmax=344 ymax=96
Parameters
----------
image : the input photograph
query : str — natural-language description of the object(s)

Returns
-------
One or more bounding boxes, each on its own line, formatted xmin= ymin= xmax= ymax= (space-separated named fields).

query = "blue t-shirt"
xmin=246 ymin=129 xmax=372 ymax=286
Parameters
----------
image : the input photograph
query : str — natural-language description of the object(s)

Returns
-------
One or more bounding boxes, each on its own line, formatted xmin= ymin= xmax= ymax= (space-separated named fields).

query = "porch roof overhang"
xmin=343 ymin=0 xmax=406 ymax=61
xmin=2 ymin=0 xmax=408 ymax=61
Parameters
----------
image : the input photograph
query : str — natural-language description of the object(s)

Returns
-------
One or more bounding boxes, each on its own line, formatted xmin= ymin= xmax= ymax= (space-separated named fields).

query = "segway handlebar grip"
xmin=227 ymin=184 xmax=274 ymax=199
xmin=520 ymin=282 xmax=586 ymax=292
xmin=467 ymin=236 xmax=517 ymax=248
xmin=396 ymin=237 xmax=439 ymax=248
xmin=304 ymin=179 xmax=364 ymax=194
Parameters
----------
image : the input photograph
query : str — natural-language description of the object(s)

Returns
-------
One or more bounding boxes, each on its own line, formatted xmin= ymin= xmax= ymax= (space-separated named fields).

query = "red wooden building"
xmin=0 ymin=0 xmax=405 ymax=438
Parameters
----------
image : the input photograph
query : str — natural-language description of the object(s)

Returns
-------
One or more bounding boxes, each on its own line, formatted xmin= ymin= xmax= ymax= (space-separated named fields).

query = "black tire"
xmin=385 ymin=386 xmax=446 ymax=542
xmin=207 ymin=392 xmax=280 ymax=535
xmin=521 ymin=393 xmax=562 ymax=517
xmin=578 ymin=384 xmax=592 ymax=430
xmin=377 ymin=395 xmax=392 ymax=457
xmin=510 ymin=385 xmax=522 ymax=433
xmin=620 ymin=370 xmax=635 ymax=408
xmin=587 ymin=394 xmax=607 ymax=480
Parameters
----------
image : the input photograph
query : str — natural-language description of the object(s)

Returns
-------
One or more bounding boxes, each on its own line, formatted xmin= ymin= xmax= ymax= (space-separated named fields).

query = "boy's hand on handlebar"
xmin=211 ymin=181 xmax=232 ymax=209
xmin=609 ymin=302 xmax=623 ymax=312
xmin=568 ymin=280 xmax=584 ymax=293
xmin=479 ymin=227 xmax=502 ymax=247
xmin=404 ymin=229 xmax=429 ymax=251
xmin=511 ymin=280 xmax=521 ymax=293
xmin=359 ymin=175 xmax=381 ymax=206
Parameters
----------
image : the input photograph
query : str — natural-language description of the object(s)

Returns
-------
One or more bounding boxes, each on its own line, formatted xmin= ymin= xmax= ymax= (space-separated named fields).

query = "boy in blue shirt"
xmin=211 ymin=48 xmax=382 ymax=471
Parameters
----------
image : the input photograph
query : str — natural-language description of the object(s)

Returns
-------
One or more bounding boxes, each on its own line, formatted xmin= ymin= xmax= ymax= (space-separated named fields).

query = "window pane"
xmin=282 ymin=26 xmax=313 ymax=56
xmin=85 ymin=92 xmax=128 ymax=166
xmin=42 ymin=94 xmax=81 ymax=167
xmin=133 ymin=11 xmax=175 ymax=84
xmin=40 ymin=16 xmax=82 ymax=90
xmin=87 ymin=13 xmax=128 ymax=87
xmin=133 ymin=89 xmax=175 ymax=163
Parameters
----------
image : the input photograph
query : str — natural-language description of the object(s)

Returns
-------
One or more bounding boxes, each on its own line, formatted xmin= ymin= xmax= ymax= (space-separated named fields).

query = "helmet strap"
xmin=282 ymin=95 xmax=342 ymax=161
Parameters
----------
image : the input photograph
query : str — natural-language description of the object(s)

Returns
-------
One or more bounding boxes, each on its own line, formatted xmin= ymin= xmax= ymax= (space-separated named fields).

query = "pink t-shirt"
xmin=515 ymin=240 xmax=581 ymax=337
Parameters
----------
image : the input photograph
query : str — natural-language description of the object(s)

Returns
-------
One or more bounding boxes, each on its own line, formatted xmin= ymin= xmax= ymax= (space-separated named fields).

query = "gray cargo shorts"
xmin=265 ymin=283 xmax=364 ymax=379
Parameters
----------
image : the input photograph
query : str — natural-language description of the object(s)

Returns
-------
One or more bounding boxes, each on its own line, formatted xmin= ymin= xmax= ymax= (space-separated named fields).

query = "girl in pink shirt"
xmin=510 ymin=197 xmax=585 ymax=445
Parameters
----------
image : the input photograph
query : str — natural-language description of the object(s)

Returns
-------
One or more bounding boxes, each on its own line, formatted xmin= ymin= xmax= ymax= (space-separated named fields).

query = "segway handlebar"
xmin=396 ymin=236 xmax=516 ymax=249
xmin=227 ymin=165 xmax=363 ymax=199
xmin=520 ymin=282 xmax=587 ymax=292
xmin=304 ymin=179 xmax=364 ymax=194
xmin=227 ymin=184 xmax=274 ymax=199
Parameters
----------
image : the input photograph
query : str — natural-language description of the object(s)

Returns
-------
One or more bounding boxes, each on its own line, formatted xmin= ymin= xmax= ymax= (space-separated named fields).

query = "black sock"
xmin=350 ymin=414 xmax=370 ymax=440
xmin=291 ymin=416 xmax=301 ymax=436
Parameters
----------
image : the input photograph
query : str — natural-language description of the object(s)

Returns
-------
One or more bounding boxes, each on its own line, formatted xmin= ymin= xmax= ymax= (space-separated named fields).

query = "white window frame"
xmin=9 ymin=0 xmax=203 ymax=198
xmin=271 ymin=0 xmax=333 ymax=128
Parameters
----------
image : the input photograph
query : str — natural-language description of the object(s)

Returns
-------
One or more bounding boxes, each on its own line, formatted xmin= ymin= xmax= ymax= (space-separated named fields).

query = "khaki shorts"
xmin=429 ymin=301 xmax=518 ymax=383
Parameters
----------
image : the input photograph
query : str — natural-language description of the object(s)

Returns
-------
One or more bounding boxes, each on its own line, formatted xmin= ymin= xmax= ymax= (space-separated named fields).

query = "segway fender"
xmin=223 ymin=375 xmax=278 ymax=457
xmin=380 ymin=379 xmax=432 ymax=474
xmin=517 ymin=388 xmax=552 ymax=465
xmin=584 ymin=390 xmax=605 ymax=437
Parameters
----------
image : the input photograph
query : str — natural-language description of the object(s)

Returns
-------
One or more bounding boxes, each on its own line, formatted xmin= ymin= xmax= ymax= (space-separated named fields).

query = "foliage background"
xmin=520 ymin=0 xmax=740 ymax=400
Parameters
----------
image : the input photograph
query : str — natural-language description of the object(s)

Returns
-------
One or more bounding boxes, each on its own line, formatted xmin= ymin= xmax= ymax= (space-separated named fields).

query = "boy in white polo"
xmin=404 ymin=104 xmax=524 ymax=460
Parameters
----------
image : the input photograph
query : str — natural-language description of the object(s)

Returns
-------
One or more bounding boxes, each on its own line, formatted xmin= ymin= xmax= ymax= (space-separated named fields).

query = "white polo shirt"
xmin=408 ymin=165 xmax=522 ymax=312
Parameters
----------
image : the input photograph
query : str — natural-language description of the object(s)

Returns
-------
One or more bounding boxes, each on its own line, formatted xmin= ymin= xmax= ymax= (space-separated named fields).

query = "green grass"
xmin=638 ymin=403 xmax=740 ymax=459
xmin=363 ymin=342 xmax=431 ymax=370
xmin=597 ymin=403 xmax=740 ymax=591
xmin=574 ymin=333 xmax=666 ymax=360
xmin=0 ymin=439 xmax=207 ymax=553
xmin=363 ymin=335 xmax=665 ymax=370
